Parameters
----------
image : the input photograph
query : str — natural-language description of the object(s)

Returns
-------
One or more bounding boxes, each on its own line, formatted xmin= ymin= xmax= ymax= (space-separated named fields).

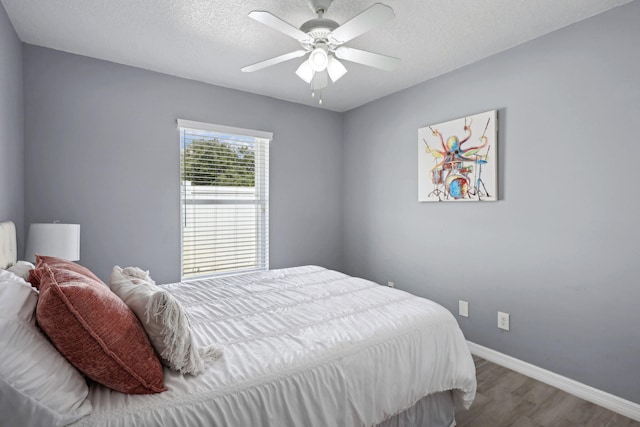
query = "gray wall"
xmin=0 ymin=2 xmax=24 ymax=252
xmin=342 ymin=1 xmax=640 ymax=404
xmin=18 ymin=0 xmax=640 ymax=405
xmin=23 ymin=45 xmax=343 ymax=284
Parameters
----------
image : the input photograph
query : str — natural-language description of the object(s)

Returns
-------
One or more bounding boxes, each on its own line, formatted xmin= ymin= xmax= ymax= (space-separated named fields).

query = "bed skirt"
xmin=377 ymin=390 xmax=455 ymax=427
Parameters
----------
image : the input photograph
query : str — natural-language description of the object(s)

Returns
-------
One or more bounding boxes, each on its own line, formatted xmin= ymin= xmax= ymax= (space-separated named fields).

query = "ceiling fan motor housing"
xmin=300 ymin=18 xmax=339 ymax=42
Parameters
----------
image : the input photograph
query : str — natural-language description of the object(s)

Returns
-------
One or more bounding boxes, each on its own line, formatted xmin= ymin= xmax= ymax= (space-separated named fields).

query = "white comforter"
xmin=73 ymin=266 xmax=476 ymax=427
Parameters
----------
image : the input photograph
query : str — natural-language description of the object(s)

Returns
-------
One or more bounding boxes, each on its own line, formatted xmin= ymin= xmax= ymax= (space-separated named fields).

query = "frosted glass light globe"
xmin=309 ymin=47 xmax=328 ymax=72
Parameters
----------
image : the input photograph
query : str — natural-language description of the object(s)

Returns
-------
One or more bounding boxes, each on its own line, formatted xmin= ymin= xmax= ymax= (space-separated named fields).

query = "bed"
xmin=0 ymin=220 xmax=476 ymax=426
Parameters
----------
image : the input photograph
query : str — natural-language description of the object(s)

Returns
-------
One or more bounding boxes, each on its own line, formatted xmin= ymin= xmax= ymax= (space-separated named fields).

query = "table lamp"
xmin=25 ymin=222 xmax=80 ymax=263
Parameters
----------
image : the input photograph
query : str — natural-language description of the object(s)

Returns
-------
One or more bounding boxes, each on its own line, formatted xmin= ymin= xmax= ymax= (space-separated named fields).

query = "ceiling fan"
xmin=241 ymin=0 xmax=400 ymax=104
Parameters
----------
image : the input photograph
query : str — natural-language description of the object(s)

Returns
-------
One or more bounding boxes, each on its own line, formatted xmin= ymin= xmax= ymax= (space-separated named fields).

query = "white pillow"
xmin=7 ymin=260 xmax=35 ymax=281
xmin=0 ymin=269 xmax=92 ymax=426
xmin=109 ymin=266 xmax=222 ymax=375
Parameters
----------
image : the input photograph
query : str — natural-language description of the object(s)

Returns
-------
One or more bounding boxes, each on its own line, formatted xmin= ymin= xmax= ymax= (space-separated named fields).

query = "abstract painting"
xmin=418 ymin=110 xmax=497 ymax=202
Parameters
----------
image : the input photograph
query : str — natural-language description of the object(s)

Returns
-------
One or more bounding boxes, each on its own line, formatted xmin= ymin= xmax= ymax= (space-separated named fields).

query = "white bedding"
xmin=73 ymin=266 xmax=476 ymax=427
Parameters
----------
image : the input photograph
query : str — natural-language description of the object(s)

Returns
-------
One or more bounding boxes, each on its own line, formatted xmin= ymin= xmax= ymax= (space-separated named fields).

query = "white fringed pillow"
xmin=109 ymin=266 xmax=222 ymax=375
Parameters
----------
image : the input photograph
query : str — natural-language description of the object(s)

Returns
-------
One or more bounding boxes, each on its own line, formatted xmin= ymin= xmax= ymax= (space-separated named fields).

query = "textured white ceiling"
xmin=1 ymin=0 xmax=633 ymax=111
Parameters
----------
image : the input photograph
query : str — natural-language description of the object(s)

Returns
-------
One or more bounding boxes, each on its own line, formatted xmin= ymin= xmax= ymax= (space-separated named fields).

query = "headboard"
xmin=0 ymin=221 xmax=17 ymax=269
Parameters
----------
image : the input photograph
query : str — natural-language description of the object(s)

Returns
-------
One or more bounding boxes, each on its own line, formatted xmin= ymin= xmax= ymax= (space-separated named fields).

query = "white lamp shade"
xmin=25 ymin=223 xmax=80 ymax=263
xmin=327 ymin=56 xmax=347 ymax=82
xmin=295 ymin=60 xmax=314 ymax=84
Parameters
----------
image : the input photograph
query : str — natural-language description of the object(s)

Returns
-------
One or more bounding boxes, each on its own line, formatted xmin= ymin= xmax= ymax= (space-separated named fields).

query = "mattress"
xmin=73 ymin=266 xmax=476 ymax=426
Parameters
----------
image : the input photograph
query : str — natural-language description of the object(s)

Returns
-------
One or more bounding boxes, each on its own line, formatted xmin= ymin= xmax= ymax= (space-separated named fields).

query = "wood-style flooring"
xmin=455 ymin=356 xmax=640 ymax=427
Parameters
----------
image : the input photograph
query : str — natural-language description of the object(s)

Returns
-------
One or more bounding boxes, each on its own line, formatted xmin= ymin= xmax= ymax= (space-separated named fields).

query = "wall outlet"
xmin=387 ymin=281 xmax=394 ymax=288
xmin=498 ymin=311 xmax=510 ymax=331
xmin=458 ymin=300 xmax=469 ymax=317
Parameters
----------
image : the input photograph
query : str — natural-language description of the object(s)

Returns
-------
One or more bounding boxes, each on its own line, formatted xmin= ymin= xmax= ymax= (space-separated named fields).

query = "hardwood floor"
xmin=455 ymin=356 xmax=640 ymax=427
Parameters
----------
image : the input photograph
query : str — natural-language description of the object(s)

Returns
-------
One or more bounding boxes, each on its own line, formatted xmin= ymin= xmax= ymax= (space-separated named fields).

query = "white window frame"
xmin=178 ymin=119 xmax=271 ymax=280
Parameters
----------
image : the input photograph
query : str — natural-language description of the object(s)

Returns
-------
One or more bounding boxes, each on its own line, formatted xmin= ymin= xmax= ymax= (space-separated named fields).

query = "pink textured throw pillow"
xmin=36 ymin=265 xmax=166 ymax=394
xmin=29 ymin=255 xmax=105 ymax=289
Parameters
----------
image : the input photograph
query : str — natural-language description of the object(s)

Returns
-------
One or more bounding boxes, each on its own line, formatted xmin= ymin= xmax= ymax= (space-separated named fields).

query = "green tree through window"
xmin=181 ymin=138 xmax=255 ymax=187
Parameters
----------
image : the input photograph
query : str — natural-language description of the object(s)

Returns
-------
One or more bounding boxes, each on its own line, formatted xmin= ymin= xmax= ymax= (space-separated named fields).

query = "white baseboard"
xmin=467 ymin=341 xmax=640 ymax=422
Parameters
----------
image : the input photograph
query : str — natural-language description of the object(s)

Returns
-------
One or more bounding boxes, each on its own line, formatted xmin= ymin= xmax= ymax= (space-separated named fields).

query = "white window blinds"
xmin=178 ymin=120 xmax=270 ymax=279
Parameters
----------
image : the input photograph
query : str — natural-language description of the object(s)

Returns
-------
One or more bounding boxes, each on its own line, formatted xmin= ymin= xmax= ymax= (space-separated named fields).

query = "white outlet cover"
xmin=459 ymin=300 xmax=469 ymax=317
xmin=498 ymin=311 xmax=510 ymax=331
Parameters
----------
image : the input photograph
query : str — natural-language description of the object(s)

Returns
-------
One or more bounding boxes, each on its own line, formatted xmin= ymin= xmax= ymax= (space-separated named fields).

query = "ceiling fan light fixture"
xmin=309 ymin=45 xmax=329 ymax=72
xmin=311 ymin=70 xmax=329 ymax=90
xmin=327 ymin=56 xmax=347 ymax=82
xmin=296 ymin=60 xmax=315 ymax=83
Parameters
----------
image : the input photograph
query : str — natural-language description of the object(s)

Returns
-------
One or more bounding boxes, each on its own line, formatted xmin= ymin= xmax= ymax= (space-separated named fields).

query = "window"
xmin=178 ymin=119 xmax=270 ymax=279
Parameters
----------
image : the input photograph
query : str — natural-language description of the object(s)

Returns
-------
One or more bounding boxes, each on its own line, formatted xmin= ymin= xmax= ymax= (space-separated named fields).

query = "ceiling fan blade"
xmin=328 ymin=3 xmax=395 ymax=45
xmin=334 ymin=47 xmax=400 ymax=71
xmin=248 ymin=11 xmax=313 ymax=43
xmin=241 ymin=50 xmax=308 ymax=73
